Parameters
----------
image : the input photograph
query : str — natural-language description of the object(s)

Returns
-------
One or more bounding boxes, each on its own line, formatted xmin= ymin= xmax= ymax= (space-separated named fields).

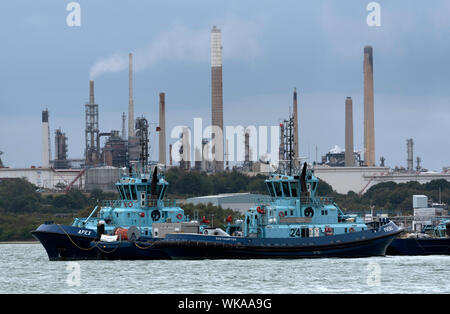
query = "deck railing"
xmin=101 ymin=199 xmax=177 ymax=208
xmin=253 ymin=196 xmax=334 ymax=208
xmin=146 ymin=198 xmax=177 ymax=208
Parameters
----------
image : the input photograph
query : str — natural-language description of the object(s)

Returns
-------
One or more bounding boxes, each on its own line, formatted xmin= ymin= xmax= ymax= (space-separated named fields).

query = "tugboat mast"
xmin=280 ymin=113 xmax=296 ymax=176
xmin=134 ymin=117 xmax=150 ymax=174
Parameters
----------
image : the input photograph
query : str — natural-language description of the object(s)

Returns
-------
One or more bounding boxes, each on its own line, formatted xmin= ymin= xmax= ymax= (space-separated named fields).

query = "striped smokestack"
xmin=364 ymin=46 xmax=375 ymax=166
xmin=345 ymin=97 xmax=354 ymax=166
xmin=211 ymin=26 xmax=224 ymax=172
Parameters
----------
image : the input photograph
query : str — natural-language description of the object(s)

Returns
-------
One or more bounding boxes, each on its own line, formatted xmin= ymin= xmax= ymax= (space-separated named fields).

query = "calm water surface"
xmin=0 ymin=243 xmax=449 ymax=294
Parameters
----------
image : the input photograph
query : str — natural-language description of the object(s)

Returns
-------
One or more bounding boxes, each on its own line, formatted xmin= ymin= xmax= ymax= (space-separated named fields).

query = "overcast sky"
xmin=0 ymin=0 xmax=449 ymax=171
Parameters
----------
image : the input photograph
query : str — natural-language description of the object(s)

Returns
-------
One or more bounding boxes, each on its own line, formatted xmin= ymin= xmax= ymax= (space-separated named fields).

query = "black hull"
xmin=32 ymin=224 xmax=168 ymax=260
xmin=33 ymin=222 xmax=403 ymax=260
xmin=32 ymin=224 xmax=97 ymax=260
xmin=155 ymin=224 xmax=402 ymax=260
xmin=387 ymin=238 xmax=450 ymax=256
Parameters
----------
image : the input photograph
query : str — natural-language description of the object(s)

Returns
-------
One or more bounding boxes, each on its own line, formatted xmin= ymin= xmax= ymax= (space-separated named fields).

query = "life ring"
xmin=257 ymin=206 xmax=265 ymax=214
xmin=324 ymin=226 xmax=333 ymax=236
xmin=128 ymin=202 xmax=133 ymax=208
xmin=176 ymin=213 xmax=183 ymax=220
xmin=279 ymin=211 xmax=285 ymax=218
xmin=349 ymin=227 xmax=355 ymax=233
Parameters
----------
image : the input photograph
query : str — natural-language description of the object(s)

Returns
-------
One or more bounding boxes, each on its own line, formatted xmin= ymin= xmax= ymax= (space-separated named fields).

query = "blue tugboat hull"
xmin=386 ymin=238 xmax=450 ymax=256
xmin=156 ymin=222 xmax=402 ymax=259
xmin=32 ymin=223 xmax=169 ymax=260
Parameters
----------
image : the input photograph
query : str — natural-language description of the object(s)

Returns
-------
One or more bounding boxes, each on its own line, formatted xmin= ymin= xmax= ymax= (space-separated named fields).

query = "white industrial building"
xmin=412 ymin=195 xmax=448 ymax=232
xmin=0 ymin=167 xmax=84 ymax=190
xmin=312 ymin=166 xmax=450 ymax=195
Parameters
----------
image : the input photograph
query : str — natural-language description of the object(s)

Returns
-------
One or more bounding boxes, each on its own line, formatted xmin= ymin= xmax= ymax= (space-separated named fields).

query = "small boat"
xmin=153 ymin=163 xmax=403 ymax=259
xmin=387 ymin=219 xmax=450 ymax=255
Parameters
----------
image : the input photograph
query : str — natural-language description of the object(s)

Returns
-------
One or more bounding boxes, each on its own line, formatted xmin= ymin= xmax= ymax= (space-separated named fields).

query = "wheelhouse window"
xmin=282 ymin=182 xmax=290 ymax=197
xmin=117 ymin=186 xmax=125 ymax=200
xmin=266 ymin=182 xmax=276 ymax=197
xmin=290 ymin=182 xmax=298 ymax=197
xmin=274 ymin=182 xmax=283 ymax=197
xmin=123 ymin=185 xmax=131 ymax=200
xmin=130 ymin=185 xmax=138 ymax=201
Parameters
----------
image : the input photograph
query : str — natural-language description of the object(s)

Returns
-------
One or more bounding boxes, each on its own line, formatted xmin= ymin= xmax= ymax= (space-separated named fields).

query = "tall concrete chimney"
xmin=345 ymin=97 xmax=354 ymax=167
xmin=364 ymin=46 xmax=375 ymax=166
xmin=42 ymin=109 xmax=51 ymax=168
xmin=128 ymin=52 xmax=134 ymax=138
xmin=158 ymin=93 xmax=166 ymax=165
xmin=293 ymin=88 xmax=299 ymax=167
xmin=211 ymin=26 xmax=224 ymax=172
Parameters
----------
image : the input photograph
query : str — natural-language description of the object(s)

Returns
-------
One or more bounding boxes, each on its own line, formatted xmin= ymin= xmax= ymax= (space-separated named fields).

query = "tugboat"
xmin=154 ymin=162 xmax=403 ymax=259
xmin=32 ymin=165 xmax=199 ymax=260
xmin=387 ymin=218 xmax=450 ymax=255
xmin=32 ymin=117 xmax=203 ymax=260
xmin=386 ymin=195 xmax=450 ymax=255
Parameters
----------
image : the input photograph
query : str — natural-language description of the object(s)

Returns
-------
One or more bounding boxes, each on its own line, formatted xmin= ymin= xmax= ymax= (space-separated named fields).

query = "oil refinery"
xmin=0 ymin=27 xmax=449 ymax=195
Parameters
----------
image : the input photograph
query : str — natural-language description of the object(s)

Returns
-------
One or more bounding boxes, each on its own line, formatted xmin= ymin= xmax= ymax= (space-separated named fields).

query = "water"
xmin=0 ymin=243 xmax=449 ymax=294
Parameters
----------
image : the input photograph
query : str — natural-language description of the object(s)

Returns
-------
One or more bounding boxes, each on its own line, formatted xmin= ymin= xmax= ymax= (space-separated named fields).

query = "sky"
xmin=0 ymin=0 xmax=449 ymax=171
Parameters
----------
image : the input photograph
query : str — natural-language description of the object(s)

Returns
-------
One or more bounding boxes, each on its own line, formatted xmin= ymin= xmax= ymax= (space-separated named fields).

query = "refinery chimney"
xmin=85 ymin=80 xmax=99 ymax=165
xmin=293 ymin=88 xmax=299 ymax=167
xmin=407 ymin=138 xmax=414 ymax=172
xmin=42 ymin=109 xmax=51 ymax=168
xmin=121 ymin=112 xmax=126 ymax=139
xmin=128 ymin=52 xmax=134 ymax=138
xmin=345 ymin=97 xmax=354 ymax=167
xmin=158 ymin=93 xmax=166 ymax=165
xmin=364 ymin=46 xmax=375 ymax=166
xmin=211 ymin=26 xmax=224 ymax=172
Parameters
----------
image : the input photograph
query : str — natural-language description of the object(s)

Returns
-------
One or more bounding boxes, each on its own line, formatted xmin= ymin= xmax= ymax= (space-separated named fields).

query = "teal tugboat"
xmin=32 ymin=117 xmax=206 ymax=260
xmin=32 ymin=165 xmax=201 ymax=260
xmin=154 ymin=162 xmax=403 ymax=259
